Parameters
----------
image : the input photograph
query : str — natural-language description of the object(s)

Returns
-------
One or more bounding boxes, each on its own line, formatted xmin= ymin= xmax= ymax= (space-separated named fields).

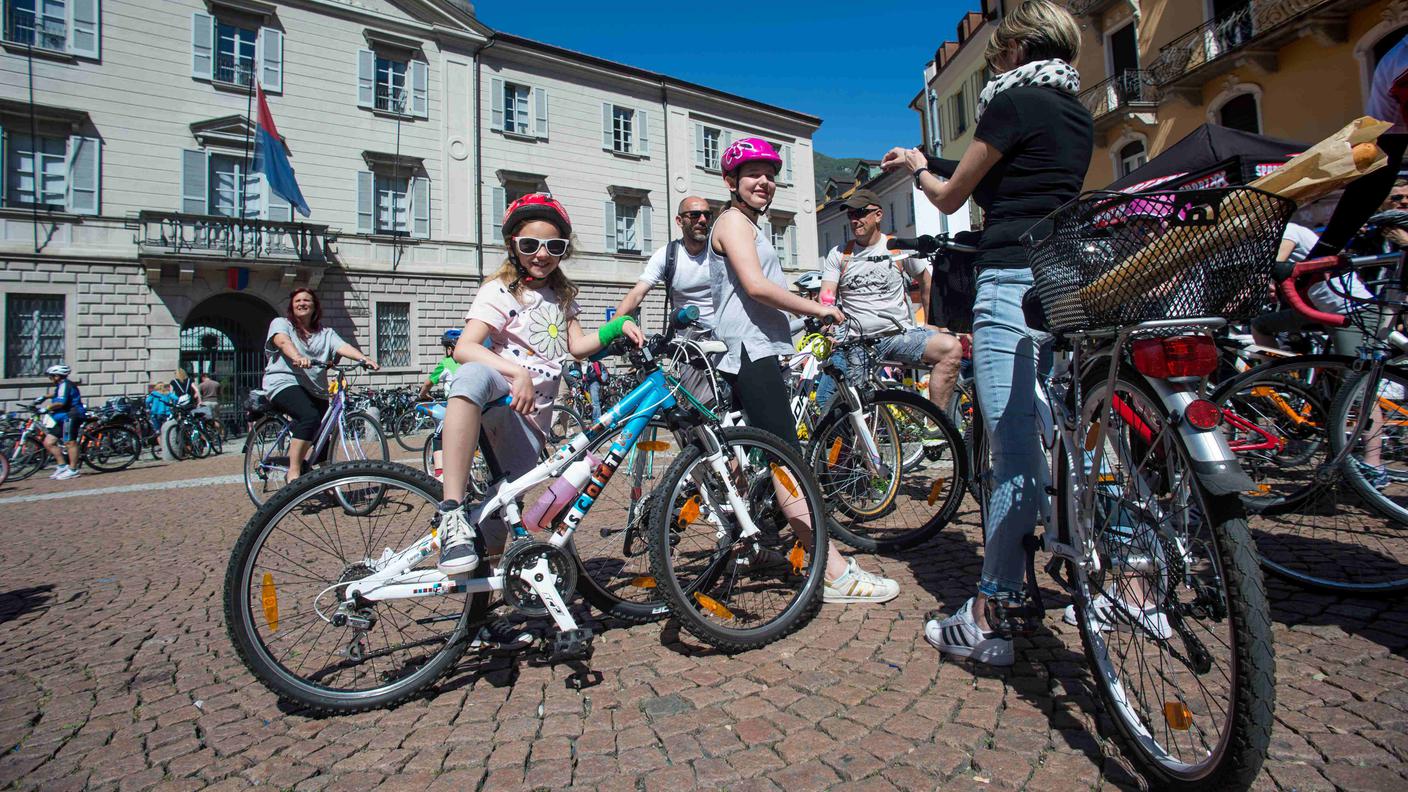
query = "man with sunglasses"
xmin=617 ymin=196 xmax=715 ymax=331
xmin=820 ymin=190 xmax=963 ymax=411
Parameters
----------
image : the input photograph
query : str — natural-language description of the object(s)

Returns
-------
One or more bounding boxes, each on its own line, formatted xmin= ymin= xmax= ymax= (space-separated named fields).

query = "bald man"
xmin=617 ymin=196 xmax=716 ymax=332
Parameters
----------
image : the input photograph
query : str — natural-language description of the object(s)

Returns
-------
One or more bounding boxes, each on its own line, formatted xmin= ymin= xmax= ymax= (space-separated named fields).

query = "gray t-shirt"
xmin=262 ymin=317 xmax=347 ymax=398
xmin=821 ymin=238 xmax=926 ymax=335
xmin=707 ymin=213 xmax=794 ymax=374
xmin=640 ymin=241 xmax=714 ymax=331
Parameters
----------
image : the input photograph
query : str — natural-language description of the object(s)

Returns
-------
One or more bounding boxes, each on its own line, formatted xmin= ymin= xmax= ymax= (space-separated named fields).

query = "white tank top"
xmin=706 ymin=208 xmax=795 ymax=374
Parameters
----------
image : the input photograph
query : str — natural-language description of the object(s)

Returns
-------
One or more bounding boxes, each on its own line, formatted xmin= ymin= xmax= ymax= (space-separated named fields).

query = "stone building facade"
xmin=0 ymin=0 xmax=821 ymax=418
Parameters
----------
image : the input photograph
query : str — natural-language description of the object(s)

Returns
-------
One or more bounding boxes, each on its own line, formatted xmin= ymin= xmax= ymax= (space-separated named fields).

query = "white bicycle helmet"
xmin=794 ymin=271 xmax=823 ymax=295
xmin=46 ymin=364 xmax=70 ymax=377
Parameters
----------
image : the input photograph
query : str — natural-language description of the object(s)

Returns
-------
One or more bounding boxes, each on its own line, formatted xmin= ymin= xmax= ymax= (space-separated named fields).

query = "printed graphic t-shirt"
xmin=821 ymin=239 xmax=926 ymax=335
xmin=466 ymin=280 xmax=581 ymax=435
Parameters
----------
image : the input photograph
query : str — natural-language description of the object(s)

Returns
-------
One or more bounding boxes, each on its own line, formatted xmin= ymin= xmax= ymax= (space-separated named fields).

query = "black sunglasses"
xmin=846 ymin=206 xmax=879 ymax=219
xmin=1390 ymin=194 xmax=1408 ymax=203
xmin=514 ymin=237 xmax=570 ymax=256
xmin=679 ymin=210 xmax=713 ymax=221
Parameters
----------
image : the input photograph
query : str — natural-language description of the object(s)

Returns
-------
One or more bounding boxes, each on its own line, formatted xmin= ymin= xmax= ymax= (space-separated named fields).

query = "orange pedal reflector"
xmin=694 ymin=593 xmax=734 ymax=620
xmin=927 ymin=478 xmax=946 ymax=507
xmin=787 ymin=541 xmax=806 ymax=574
xmin=639 ymin=441 xmax=670 ymax=452
xmin=1163 ymin=701 xmax=1193 ymax=731
xmin=677 ymin=495 xmax=701 ymax=527
xmin=771 ymin=464 xmax=799 ymax=498
xmin=261 ymin=573 xmax=279 ymax=632
xmin=1096 ymin=473 xmax=1117 ymax=485
xmin=827 ymin=438 xmax=843 ymax=467
xmin=629 ymin=576 xmax=657 ymax=589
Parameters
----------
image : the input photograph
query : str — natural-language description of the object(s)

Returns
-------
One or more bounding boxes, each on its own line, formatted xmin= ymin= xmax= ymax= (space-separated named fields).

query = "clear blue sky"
xmin=476 ymin=1 xmax=978 ymax=159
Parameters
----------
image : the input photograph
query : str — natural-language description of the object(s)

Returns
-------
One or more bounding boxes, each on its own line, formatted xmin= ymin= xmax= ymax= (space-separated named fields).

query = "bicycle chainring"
xmin=501 ymin=540 xmax=578 ymax=617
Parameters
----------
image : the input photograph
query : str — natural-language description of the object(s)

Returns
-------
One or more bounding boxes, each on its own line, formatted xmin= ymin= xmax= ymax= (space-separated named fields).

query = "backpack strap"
xmin=661 ymin=240 xmax=679 ymax=332
xmin=838 ymin=235 xmax=903 ymax=282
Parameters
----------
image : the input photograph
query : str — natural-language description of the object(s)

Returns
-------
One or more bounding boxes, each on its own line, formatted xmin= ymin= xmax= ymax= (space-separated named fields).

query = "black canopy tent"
xmin=1105 ymin=124 xmax=1309 ymax=192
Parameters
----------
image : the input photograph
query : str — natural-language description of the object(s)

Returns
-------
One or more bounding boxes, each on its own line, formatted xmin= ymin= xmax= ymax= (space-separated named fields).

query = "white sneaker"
xmin=924 ymin=597 xmax=1014 ymax=666
xmin=1063 ymin=592 xmax=1172 ymax=640
xmin=55 ymin=467 xmax=80 ymax=481
xmin=823 ymin=558 xmax=899 ymax=604
xmin=436 ymin=504 xmax=479 ymax=575
xmin=49 ymin=465 xmax=69 ymax=479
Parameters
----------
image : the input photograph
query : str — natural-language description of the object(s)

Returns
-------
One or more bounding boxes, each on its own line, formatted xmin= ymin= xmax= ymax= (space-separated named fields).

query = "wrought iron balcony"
xmin=1149 ymin=0 xmax=1357 ymax=98
xmin=374 ymin=86 xmax=409 ymax=114
xmin=135 ymin=211 xmax=331 ymax=264
xmin=1079 ymin=70 xmax=1160 ymax=131
xmin=215 ymin=53 xmax=254 ymax=87
xmin=4 ymin=8 xmax=66 ymax=51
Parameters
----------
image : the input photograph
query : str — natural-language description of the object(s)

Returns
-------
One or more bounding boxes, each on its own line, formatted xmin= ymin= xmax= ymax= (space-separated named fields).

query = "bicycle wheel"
xmin=164 ymin=421 xmax=190 ymax=460
xmin=334 ymin=411 xmax=390 ymax=464
xmin=810 ymin=390 xmax=966 ymax=552
xmin=1061 ymin=368 xmax=1273 ymax=790
xmin=0 ymin=450 xmax=9 ymax=485
xmin=1318 ymin=366 xmax=1408 ymax=593
xmin=5 ymin=434 xmax=49 ymax=481
xmin=647 ymin=426 xmax=827 ymax=651
xmin=223 ymin=460 xmax=488 ymax=713
xmin=81 ymin=425 xmax=140 ymax=472
xmin=244 ymin=416 xmax=291 ymax=507
xmin=548 ymin=405 xmax=584 ymax=444
xmin=392 ymin=410 xmax=432 ymax=453
xmin=567 ymin=418 xmax=676 ymax=624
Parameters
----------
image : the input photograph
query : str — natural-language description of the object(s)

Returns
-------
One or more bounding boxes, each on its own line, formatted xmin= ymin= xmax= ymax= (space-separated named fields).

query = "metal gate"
xmin=180 ymin=296 xmax=276 ymax=434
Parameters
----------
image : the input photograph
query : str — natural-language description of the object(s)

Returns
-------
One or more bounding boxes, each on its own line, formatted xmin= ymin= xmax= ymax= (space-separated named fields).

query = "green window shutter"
xmin=66 ymin=135 xmax=99 ymax=215
xmin=603 ymin=201 xmax=617 ymax=252
xmin=356 ymin=171 xmax=374 ymax=233
xmin=410 ymin=60 xmax=428 ymax=118
xmin=259 ymin=27 xmax=282 ymax=93
xmin=534 ymin=87 xmax=549 ymax=138
xmin=191 ymin=12 xmax=213 ymax=79
xmin=637 ymin=109 xmax=649 ymax=156
xmin=357 ymin=49 xmax=375 ymax=109
xmin=412 ymin=176 xmax=430 ymax=238
xmin=69 ymin=0 xmax=99 ymax=59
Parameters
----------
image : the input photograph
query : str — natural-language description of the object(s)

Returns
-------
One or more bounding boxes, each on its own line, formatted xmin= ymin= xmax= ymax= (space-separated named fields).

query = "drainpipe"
xmin=473 ymin=34 xmax=498 ymax=279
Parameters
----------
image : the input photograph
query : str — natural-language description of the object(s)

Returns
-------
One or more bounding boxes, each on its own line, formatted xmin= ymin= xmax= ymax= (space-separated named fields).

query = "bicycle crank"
xmin=501 ymin=540 xmax=579 ymax=630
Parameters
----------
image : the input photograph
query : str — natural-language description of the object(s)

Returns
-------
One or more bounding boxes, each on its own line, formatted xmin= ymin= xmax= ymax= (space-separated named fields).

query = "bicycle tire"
xmin=81 ymin=425 xmax=140 ymax=472
xmin=244 ymin=416 xmax=291 ymax=507
xmin=0 ymin=450 xmax=10 ymax=485
xmin=1062 ymin=368 xmax=1273 ymax=790
xmin=811 ymin=390 xmax=967 ymax=552
xmin=6 ymin=434 xmax=48 ymax=481
xmin=392 ymin=410 xmax=430 ymax=453
xmin=646 ymin=426 xmax=827 ymax=652
xmin=224 ymin=460 xmax=487 ymax=713
xmin=334 ymin=411 xmax=390 ymax=464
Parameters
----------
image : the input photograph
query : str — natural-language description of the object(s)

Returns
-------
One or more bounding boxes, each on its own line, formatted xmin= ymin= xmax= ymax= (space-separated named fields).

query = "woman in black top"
xmin=881 ymin=0 xmax=1092 ymax=666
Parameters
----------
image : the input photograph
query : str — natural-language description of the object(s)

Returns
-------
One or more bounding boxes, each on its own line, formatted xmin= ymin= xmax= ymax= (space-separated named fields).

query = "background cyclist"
xmin=40 ymin=363 xmax=84 ymax=481
xmin=420 ymin=329 xmax=463 ymax=479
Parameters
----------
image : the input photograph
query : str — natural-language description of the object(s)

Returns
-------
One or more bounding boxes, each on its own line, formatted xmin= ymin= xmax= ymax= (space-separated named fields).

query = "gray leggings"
xmin=446 ymin=363 xmax=547 ymax=541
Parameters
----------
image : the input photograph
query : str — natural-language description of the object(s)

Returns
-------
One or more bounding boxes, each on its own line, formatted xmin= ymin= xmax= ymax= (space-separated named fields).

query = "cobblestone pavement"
xmin=1 ymin=456 xmax=1406 ymax=791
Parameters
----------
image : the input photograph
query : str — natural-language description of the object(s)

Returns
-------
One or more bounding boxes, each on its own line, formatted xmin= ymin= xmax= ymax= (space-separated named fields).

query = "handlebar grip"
xmin=887 ymin=235 xmax=938 ymax=255
xmin=1276 ymin=276 xmax=1348 ymax=329
xmin=1270 ymin=259 xmax=1297 ymax=283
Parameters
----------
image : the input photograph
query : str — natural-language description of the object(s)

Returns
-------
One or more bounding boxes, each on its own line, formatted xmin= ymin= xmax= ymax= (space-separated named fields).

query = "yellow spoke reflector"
xmin=694 ymin=592 xmax=734 ymax=620
xmin=639 ymin=441 xmax=670 ymax=452
xmin=927 ymin=478 xmax=947 ymax=506
xmin=787 ymin=541 xmax=806 ymax=574
xmin=1096 ymin=473 xmax=1117 ymax=485
xmin=771 ymin=464 xmax=799 ymax=498
xmin=629 ymin=576 xmax=657 ymax=589
xmin=261 ymin=573 xmax=279 ymax=632
xmin=827 ymin=438 xmax=843 ymax=467
xmin=677 ymin=495 xmax=701 ymax=527
xmin=1163 ymin=701 xmax=1193 ymax=731
xmin=1084 ymin=422 xmax=1101 ymax=451
xmin=1248 ymin=484 xmax=1272 ymax=495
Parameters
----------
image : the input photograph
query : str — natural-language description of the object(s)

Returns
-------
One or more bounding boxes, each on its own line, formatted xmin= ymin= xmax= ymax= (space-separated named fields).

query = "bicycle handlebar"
xmin=888 ymin=234 xmax=979 ymax=256
xmin=1273 ymin=252 xmax=1399 ymax=329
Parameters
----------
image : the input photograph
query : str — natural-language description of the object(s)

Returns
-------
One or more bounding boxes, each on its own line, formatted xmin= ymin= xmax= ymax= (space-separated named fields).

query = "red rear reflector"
xmin=1131 ymin=336 xmax=1218 ymax=379
xmin=1183 ymin=399 xmax=1222 ymax=430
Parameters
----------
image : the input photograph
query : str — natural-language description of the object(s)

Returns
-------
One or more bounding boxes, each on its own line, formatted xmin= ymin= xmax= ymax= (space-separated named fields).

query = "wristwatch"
xmin=913 ymin=169 xmax=927 ymax=190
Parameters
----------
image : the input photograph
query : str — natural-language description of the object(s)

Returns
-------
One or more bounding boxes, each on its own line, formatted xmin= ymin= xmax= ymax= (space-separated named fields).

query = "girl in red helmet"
xmin=436 ymin=193 xmax=644 ymax=576
xmin=710 ymin=138 xmax=901 ymax=605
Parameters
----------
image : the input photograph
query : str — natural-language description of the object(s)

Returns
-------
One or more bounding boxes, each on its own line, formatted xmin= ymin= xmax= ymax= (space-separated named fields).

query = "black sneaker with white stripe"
xmin=923 ymin=596 xmax=1014 ymax=666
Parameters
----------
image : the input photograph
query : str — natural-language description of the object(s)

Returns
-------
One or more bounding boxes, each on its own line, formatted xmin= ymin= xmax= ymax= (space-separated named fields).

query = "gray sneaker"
xmin=437 ymin=504 xmax=479 ymax=575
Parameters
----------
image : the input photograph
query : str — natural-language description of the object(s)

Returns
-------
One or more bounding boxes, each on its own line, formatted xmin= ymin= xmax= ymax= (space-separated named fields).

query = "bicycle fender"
xmin=1144 ymin=377 xmax=1256 ymax=496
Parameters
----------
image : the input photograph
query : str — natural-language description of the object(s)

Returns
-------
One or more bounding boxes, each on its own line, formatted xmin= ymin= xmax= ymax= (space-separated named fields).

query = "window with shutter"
xmin=4 ymin=133 xmax=66 ymax=210
xmin=6 ymin=0 xmax=67 ymax=51
xmin=533 ymin=86 xmax=548 ymax=138
xmin=356 ymin=171 xmax=374 ymax=233
xmin=215 ymin=22 xmax=256 ymax=86
xmin=609 ymin=105 xmax=634 ymax=154
xmin=191 ymin=12 xmax=213 ymax=79
xmin=637 ymin=109 xmax=649 ymax=156
xmin=258 ymin=27 xmax=282 ymax=93
xmin=698 ymin=126 xmax=721 ymax=170
xmin=412 ymin=176 xmax=429 ymax=238
xmin=68 ymin=0 xmax=97 ymax=58
xmin=66 ymin=134 xmax=98 ymax=215
xmin=502 ymin=81 xmax=531 ymax=134
xmin=375 ymin=56 xmax=408 ymax=113
xmin=374 ymin=174 xmax=410 ymax=234
xmin=4 ymin=293 xmax=65 ymax=378
xmin=181 ymin=149 xmax=208 ymax=215
xmin=375 ymin=302 xmax=412 ymax=368
xmin=357 ymin=49 xmax=376 ymax=109
xmin=410 ymin=60 xmax=428 ymax=118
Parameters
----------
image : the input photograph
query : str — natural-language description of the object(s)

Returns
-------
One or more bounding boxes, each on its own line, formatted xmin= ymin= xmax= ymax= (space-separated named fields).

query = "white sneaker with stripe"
xmin=822 ymin=558 xmax=900 ymax=604
xmin=923 ymin=596 xmax=1014 ymax=667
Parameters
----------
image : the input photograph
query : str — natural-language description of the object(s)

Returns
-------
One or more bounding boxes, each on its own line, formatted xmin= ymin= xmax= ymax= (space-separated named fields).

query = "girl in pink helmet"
xmin=710 ymin=137 xmax=902 ymax=605
xmin=435 ymin=193 xmax=644 ymax=579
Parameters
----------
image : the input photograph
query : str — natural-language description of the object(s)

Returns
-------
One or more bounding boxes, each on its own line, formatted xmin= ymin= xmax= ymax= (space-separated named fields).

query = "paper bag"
xmin=1247 ymin=116 xmax=1392 ymax=204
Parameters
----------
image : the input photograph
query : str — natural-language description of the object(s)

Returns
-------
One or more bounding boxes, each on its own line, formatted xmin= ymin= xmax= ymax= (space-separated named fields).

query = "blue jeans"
xmin=972 ymin=268 xmax=1048 ymax=597
xmin=813 ymin=351 xmax=847 ymax=414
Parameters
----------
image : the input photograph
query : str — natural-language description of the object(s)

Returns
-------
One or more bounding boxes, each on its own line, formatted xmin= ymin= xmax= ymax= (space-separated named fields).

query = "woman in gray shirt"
xmin=263 ymin=287 xmax=378 ymax=481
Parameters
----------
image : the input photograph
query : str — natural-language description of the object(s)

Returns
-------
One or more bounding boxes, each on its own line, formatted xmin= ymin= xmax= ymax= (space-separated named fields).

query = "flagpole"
xmin=241 ymin=73 xmax=256 ymax=226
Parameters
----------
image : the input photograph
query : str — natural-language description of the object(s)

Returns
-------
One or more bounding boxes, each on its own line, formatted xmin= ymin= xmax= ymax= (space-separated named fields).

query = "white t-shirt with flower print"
xmin=466 ymin=279 xmax=581 ymax=434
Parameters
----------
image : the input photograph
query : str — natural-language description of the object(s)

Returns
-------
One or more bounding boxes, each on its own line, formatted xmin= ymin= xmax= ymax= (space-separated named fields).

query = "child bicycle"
xmin=901 ymin=187 xmax=1281 ymax=789
xmin=242 ymin=361 xmax=389 ymax=506
xmin=223 ymin=309 xmax=830 ymax=712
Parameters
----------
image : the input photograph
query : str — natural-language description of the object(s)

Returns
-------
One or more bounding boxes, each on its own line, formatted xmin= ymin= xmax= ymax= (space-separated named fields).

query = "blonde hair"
xmin=491 ymin=233 xmax=580 ymax=309
xmin=985 ymin=0 xmax=1081 ymax=69
xmin=173 ymin=367 xmax=189 ymax=382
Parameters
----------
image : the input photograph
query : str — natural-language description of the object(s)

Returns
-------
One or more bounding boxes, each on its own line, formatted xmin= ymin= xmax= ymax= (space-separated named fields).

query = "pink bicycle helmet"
xmin=721 ymin=137 xmax=782 ymax=176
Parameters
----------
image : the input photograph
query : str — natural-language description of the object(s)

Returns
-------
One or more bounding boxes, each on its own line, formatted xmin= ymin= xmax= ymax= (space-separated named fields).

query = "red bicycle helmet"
xmin=503 ymin=193 xmax=572 ymax=238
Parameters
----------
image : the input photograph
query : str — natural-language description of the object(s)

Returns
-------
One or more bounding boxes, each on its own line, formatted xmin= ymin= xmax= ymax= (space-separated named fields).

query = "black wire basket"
xmin=1022 ymin=188 xmax=1296 ymax=333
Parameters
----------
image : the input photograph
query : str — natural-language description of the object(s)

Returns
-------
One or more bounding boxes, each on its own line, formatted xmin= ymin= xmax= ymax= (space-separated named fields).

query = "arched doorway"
xmin=181 ymin=293 xmax=277 ymax=428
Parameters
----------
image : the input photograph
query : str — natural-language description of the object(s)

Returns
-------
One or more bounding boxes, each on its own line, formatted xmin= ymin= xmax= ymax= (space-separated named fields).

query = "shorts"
xmin=1251 ymin=310 xmax=1367 ymax=357
xmin=446 ymin=362 xmax=545 ymax=478
xmin=844 ymin=326 xmax=935 ymax=384
xmin=45 ymin=415 xmax=80 ymax=443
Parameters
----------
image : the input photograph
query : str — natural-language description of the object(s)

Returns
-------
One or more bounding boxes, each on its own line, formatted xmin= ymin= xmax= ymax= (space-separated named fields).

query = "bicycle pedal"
xmin=548 ymin=627 xmax=594 ymax=662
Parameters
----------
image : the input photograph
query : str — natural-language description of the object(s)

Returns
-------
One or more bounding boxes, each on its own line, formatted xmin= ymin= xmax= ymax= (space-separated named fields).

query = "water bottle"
xmin=523 ymin=453 xmax=601 ymax=532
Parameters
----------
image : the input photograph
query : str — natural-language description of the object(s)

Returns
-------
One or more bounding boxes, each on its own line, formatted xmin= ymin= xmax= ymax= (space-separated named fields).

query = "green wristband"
xmin=597 ymin=314 xmax=636 ymax=346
